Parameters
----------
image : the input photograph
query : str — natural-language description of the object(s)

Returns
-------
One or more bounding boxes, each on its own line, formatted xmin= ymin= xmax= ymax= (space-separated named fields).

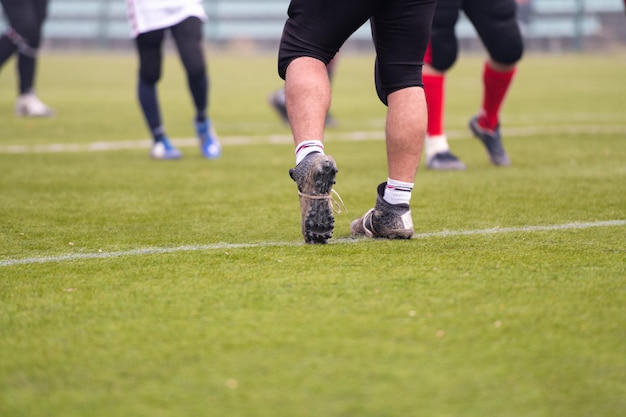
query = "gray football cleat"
xmin=289 ymin=153 xmax=338 ymax=244
xmin=351 ymin=183 xmax=414 ymax=239
xmin=468 ymin=115 xmax=510 ymax=166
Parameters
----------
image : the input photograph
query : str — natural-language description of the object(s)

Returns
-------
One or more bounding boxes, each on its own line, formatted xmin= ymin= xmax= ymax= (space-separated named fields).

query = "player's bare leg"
xmin=351 ymin=87 xmax=427 ymax=239
xmin=285 ymin=57 xmax=338 ymax=244
xmin=385 ymin=87 xmax=426 ymax=183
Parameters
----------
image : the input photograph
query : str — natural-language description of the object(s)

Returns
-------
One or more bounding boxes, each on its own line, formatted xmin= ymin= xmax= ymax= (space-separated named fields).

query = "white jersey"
xmin=126 ymin=0 xmax=208 ymax=37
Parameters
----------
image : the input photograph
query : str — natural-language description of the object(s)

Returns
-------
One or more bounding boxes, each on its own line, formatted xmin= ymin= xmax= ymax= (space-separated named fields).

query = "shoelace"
xmin=297 ymin=189 xmax=346 ymax=214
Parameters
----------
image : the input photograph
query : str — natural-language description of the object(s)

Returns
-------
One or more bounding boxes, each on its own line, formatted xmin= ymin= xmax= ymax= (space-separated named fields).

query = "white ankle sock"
xmin=425 ymin=134 xmax=450 ymax=160
xmin=295 ymin=140 xmax=325 ymax=165
xmin=383 ymin=178 xmax=413 ymax=206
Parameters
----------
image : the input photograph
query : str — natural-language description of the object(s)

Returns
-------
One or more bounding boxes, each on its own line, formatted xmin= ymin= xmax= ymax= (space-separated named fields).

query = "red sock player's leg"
xmin=423 ymin=72 xmax=445 ymax=138
xmin=478 ymin=62 xmax=516 ymax=131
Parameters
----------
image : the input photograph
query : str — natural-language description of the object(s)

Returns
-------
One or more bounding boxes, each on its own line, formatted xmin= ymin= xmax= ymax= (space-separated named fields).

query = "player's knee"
xmin=9 ymin=25 xmax=41 ymax=50
xmin=487 ymin=17 xmax=524 ymax=65
xmin=431 ymin=51 xmax=458 ymax=72
xmin=140 ymin=68 xmax=161 ymax=85
xmin=490 ymin=37 xmax=523 ymax=65
xmin=429 ymin=34 xmax=458 ymax=72
xmin=183 ymin=57 xmax=206 ymax=81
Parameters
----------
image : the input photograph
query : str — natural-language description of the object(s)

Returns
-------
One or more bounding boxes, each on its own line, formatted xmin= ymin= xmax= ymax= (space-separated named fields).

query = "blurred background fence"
xmin=1 ymin=0 xmax=624 ymax=51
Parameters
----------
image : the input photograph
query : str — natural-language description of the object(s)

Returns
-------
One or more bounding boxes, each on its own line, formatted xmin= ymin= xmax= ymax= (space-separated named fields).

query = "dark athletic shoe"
xmin=289 ymin=153 xmax=338 ymax=244
xmin=150 ymin=137 xmax=182 ymax=160
xmin=468 ymin=115 xmax=510 ymax=166
xmin=350 ymin=183 xmax=414 ymax=239
xmin=426 ymin=151 xmax=466 ymax=170
xmin=268 ymin=89 xmax=290 ymax=125
xmin=269 ymin=89 xmax=337 ymax=127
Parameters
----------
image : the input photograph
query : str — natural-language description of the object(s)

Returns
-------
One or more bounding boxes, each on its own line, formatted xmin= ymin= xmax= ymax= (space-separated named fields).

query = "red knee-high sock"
xmin=479 ymin=62 xmax=516 ymax=131
xmin=423 ymin=42 xmax=445 ymax=137
xmin=423 ymin=72 xmax=445 ymax=137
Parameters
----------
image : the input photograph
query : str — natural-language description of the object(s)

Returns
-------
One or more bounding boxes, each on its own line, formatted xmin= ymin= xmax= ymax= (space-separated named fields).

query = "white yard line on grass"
xmin=1 ymin=125 xmax=626 ymax=154
xmin=1 ymin=220 xmax=624 ymax=267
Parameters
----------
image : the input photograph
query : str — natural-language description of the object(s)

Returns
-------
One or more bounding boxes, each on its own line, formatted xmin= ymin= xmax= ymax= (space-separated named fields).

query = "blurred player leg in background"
xmin=126 ymin=0 xmax=222 ymax=160
xmin=0 ymin=0 xmax=54 ymax=117
xmin=423 ymin=0 xmax=523 ymax=169
xmin=127 ymin=0 xmax=221 ymax=160
xmin=171 ymin=16 xmax=221 ymax=159
xmin=134 ymin=27 xmax=183 ymax=160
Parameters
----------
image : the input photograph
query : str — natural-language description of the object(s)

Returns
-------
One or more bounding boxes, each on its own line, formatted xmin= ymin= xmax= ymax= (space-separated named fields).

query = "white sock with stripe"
xmin=383 ymin=178 xmax=413 ymax=206
xmin=295 ymin=140 xmax=325 ymax=165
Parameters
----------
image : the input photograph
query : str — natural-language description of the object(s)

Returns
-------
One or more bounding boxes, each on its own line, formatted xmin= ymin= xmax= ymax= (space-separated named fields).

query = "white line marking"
xmin=1 ymin=125 xmax=625 ymax=154
xmin=2 ymin=220 xmax=624 ymax=267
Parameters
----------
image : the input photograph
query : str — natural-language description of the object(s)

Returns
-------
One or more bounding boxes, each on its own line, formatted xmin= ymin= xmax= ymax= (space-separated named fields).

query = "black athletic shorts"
xmin=278 ymin=0 xmax=436 ymax=104
xmin=428 ymin=0 xmax=523 ymax=71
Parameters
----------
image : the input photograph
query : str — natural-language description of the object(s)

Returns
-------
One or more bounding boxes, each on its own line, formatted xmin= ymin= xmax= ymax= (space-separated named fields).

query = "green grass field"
xmin=1 ymin=50 xmax=625 ymax=417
